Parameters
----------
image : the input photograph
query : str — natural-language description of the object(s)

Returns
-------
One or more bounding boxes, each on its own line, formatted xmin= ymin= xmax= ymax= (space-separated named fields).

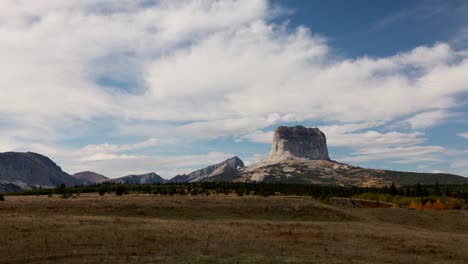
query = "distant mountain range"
xmin=1 ymin=126 xmax=467 ymax=192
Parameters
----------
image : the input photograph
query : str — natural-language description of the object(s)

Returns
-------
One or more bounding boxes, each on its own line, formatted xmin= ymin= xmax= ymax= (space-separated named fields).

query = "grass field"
xmin=0 ymin=194 xmax=467 ymax=264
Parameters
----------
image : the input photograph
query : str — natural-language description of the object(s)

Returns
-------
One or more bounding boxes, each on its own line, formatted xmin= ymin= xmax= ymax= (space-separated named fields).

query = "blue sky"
xmin=0 ymin=0 xmax=467 ymax=178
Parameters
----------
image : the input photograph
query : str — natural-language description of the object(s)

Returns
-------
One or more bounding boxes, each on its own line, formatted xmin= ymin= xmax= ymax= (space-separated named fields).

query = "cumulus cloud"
xmin=1 ymin=0 xmax=468 ymax=176
xmin=458 ymin=132 xmax=468 ymax=139
xmin=2 ymin=0 xmax=468 ymax=131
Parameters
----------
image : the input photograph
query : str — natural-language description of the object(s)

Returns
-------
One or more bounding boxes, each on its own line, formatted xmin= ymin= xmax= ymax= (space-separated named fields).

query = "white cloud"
xmin=2 ymin=0 xmax=468 ymax=133
xmin=458 ymin=132 xmax=468 ymax=139
xmin=66 ymin=151 xmax=236 ymax=178
xmin=450 ymin=159 xmax=468 ymax=176
xmin=341 ymin=145 xmax=446 ymax=163
xmin=239 ymin=130 xmax=274 ymax=144
xmin=1 ymin=0 xmax=468 ymax=175
xmin=403 ymin=110 xmax=458 ymax=130
xmin=325 ymin=130 xmax=426 ymax=149
xmin=78 ymin=138 xmax=162 ymax=155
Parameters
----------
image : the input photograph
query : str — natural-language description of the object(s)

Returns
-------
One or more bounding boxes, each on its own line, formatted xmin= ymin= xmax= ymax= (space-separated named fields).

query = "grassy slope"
xmin=381 ymin=170 xmax=468 ymax=185
xmin=0 ymin=194 xmax=467 ymax=264
xmin=240 ymin=163 xmax=468 ymax=186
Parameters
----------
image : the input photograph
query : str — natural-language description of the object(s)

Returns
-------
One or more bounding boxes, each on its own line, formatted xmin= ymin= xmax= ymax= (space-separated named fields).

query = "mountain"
xmin=226 ymin=126 xmax=468 ymax=187
xmin=110 ymin=172 xmax=166 ymax=184
xmin=0 ymin=152 xmax=81 ymax=192
xmin=234 ymin=159 xmax=468 ymax=186
xmin=72 ymin=171 xmax=109 ymax=185
xmin=170 ymin=157 xmax=244 ymax=183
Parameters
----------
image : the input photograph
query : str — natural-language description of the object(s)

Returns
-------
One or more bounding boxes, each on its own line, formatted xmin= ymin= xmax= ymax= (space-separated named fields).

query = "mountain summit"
xmin=266 ymin=126 xmax=330 ymax=162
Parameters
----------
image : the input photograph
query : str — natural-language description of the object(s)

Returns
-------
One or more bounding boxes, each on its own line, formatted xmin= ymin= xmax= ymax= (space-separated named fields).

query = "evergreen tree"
xmin=98 ymin=186 xmax=107 ymax=196
xmin=445 ymin=187 xmax=451 ymax=197
xmin=389 ymin=182 xmax=397 ymax=196
xmin=434 ymin=180 xmax=442 ymax=196
xmin=405 ymin=187 xmax=411 ymax=197
xmin=56 ymin=183 xmax=66 ymax=194
xmin=115 ymin=185 xmax=125 ymax=196
xmin=415 ymin=183 xmax=423 ymax=196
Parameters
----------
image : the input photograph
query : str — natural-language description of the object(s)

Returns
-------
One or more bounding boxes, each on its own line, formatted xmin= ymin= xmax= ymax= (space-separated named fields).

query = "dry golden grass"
xmin=0 ymin=194 xmax=467 ymax=264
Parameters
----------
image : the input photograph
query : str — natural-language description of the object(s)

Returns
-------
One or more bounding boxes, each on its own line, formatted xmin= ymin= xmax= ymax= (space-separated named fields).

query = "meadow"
xmin=0 ymin=193 xmax=467 ymax=264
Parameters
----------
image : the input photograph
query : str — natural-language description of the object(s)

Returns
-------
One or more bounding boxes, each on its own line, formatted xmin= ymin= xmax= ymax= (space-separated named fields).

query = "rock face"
xmin=72 ymin=171 xmax=109 ymax=185
xmin=0 ymin=152 xmax=81 ymax=192
xmin=266 ymin=126 xmax=330 ymax=162
xmin=170 ymin=157 xmax=244 ymax=183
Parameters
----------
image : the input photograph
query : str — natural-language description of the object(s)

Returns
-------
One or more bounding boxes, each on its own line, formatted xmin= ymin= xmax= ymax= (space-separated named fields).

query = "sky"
xmin=1 ymin=0 xmax=468 ymax=178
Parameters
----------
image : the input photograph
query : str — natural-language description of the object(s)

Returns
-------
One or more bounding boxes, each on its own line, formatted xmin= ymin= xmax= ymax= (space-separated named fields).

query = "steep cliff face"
xmin=266 ymin=126 xmax=330 ymax=162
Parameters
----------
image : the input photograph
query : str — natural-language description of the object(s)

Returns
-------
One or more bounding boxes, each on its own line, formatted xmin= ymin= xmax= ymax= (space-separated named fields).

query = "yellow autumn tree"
xmin=433 ymin=199 xmax=444 ymax=210
xmin=423 ymin=201 xmax=433 ymax=209
xmin=409 ymin=201 xmax=418 ymax=209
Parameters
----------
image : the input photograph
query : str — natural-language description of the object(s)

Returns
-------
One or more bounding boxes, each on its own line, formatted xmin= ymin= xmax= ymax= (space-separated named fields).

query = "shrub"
xmin=0 ymin=193 xmax=4 ymax=201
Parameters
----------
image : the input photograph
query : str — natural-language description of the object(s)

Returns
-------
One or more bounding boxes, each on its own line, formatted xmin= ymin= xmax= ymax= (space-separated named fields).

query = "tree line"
xmin=7 ymin=181 xmax=468 ymax=201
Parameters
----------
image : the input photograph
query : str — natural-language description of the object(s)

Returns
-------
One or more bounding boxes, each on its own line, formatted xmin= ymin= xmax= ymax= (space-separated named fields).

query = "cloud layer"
xmin=0 ymin=0 xmax=467 ymax=177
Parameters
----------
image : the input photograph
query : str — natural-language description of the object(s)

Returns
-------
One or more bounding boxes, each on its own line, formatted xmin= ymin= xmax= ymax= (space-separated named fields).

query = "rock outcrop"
xmin=234 ymin=125 xmax=468 ymax=186
xmin=266 ymin=126 xmax=330 ymax=162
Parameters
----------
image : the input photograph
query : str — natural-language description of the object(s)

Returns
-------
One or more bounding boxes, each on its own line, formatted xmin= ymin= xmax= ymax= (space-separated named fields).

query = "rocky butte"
xmin=266 ymin=126 xmax=330 ymax=162
xmin=235 ymin=125 xmax=468 ymax=186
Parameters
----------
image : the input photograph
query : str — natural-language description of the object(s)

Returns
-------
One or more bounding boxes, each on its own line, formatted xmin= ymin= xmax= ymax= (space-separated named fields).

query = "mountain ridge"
xmin=109 ymin=172 xmax=166 ymax=184
xmin=170 ymin=156 xmax=244 ymax=183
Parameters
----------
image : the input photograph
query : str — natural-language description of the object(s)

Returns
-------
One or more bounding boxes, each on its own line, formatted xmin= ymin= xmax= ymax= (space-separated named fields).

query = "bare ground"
xmin=0 ymin=194 xmax=466 ymax=264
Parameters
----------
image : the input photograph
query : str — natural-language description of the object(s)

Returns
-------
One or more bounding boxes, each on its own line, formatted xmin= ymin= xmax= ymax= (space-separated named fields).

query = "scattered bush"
xmin=0 ymin=193 xmax=4 ymax=201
